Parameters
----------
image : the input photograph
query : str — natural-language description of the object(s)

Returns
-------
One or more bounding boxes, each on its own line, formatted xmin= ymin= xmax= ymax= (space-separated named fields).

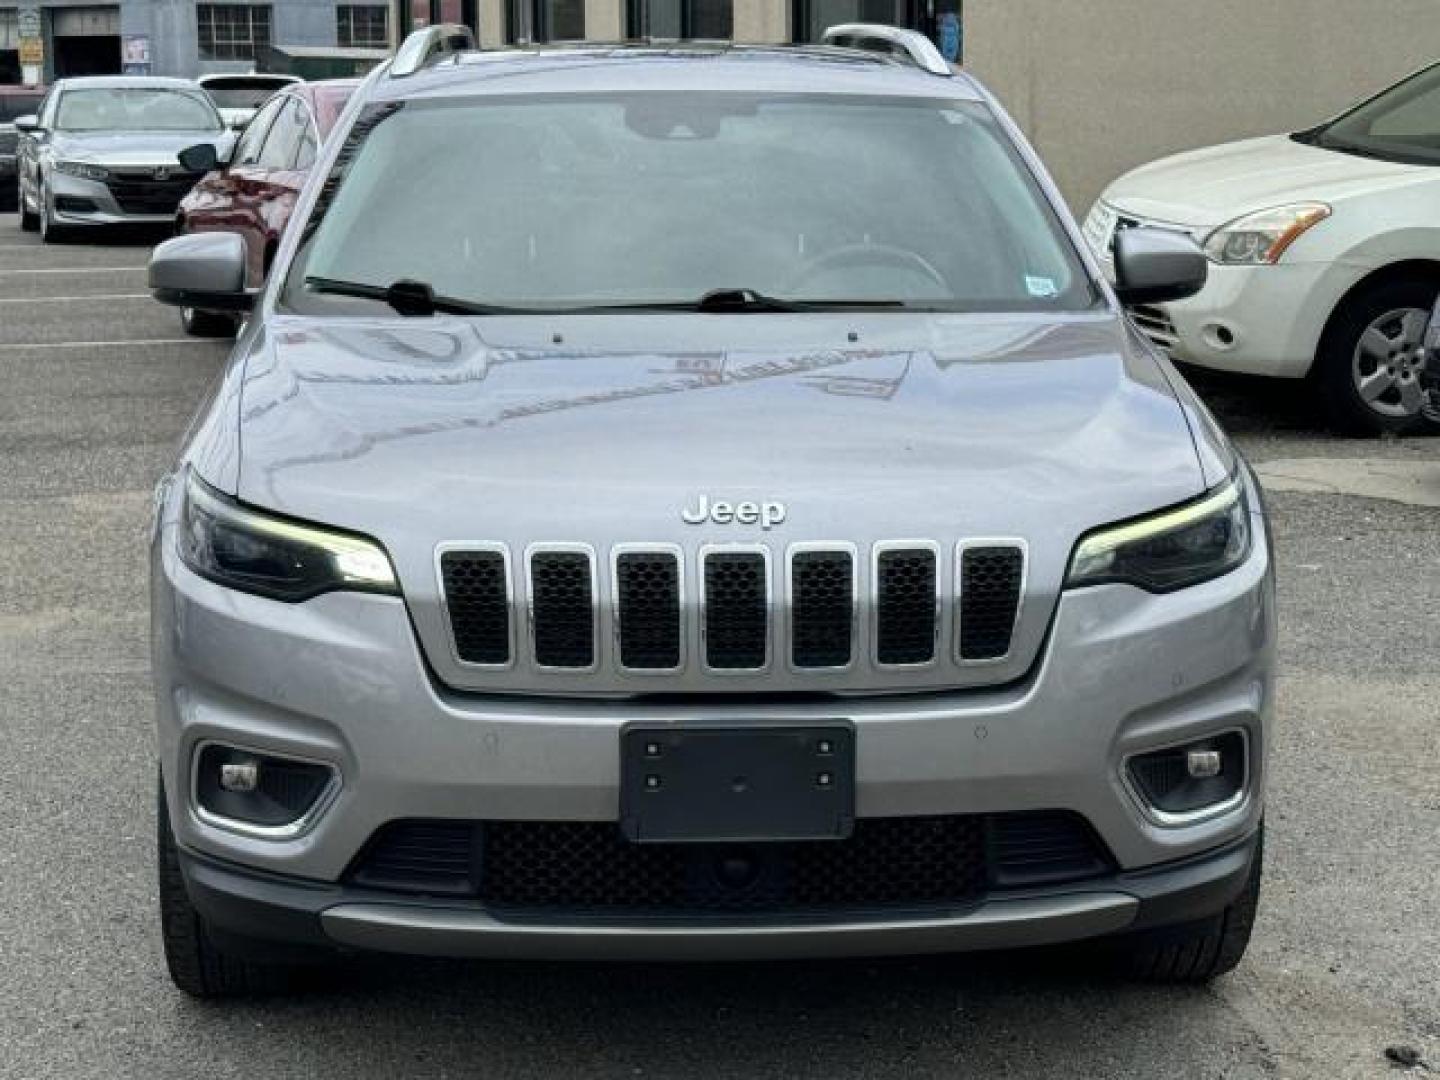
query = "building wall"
xmin=964 ymin=0 xmax=1440 ymax=215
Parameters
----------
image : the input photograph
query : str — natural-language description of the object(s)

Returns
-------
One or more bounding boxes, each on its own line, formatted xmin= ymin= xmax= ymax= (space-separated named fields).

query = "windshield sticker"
xmin=1025 ymin=275 xmax=1059 ymax=298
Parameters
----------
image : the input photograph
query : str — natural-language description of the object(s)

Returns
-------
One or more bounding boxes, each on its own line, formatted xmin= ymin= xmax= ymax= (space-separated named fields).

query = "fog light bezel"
xmin=1122 ymin=727 xmax=1251 ymax=828
xmin=189 ymin=739 xmax=342 ymax=840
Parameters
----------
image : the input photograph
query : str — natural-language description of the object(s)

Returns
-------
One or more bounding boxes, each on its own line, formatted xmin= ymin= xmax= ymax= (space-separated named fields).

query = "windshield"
xmin=1311 ymin=63 xmax=1440 ymax=165
xmin=55 ymin=87 xmax=222 ymax=132
xmin=205 ymin=80 xmax=293 ymax=110
xmin=285 ymin=93 xmax=1095 ymax=315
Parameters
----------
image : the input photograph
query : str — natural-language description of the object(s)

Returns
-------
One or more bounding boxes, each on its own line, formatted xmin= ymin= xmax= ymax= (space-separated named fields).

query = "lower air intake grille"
xmin=615 ymin=552 xmax=682 ymax=670
xmin=440 ymin=550 xmax=510 ymax=665
xmin=530 ymin=550 xmax=595 ymax=668
xmin=790 ymin=550 xmax=854 ymax=668
xmin=959 ymin=546 xmax=1024 ymax=660
xmin=875 ymin=548 xmax=937 ymax=665
xmin=703 ymin=551 xmax=768 ymax=669
xmin=346 ymin=812 xmax=1112 ymax=913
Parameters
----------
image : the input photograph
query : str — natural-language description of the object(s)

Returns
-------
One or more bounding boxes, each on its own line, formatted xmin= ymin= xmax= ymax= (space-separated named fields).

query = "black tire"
xmin=181 ymin=306 xmax=237 ymax=338
xmin=19 ymin=190 xmax=39 ymax=232
xmin=38 ymin=186 xmax=69 ymax=245
xmin=1109 ymin=825 xmax=1263 ymax=983
xmin=156 ymin=777 xmax=298 ymax=998
xmin=1315 ymin=278 xmax=1440 ymax=435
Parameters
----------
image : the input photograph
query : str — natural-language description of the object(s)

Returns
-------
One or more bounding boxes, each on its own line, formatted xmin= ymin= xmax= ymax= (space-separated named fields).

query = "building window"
xmin=506 ymin=0 xmax=584 ymax=42
xmin=197 ymin=4 xmax=274 ymax=61
xmin=627 ymin=0 xmax=732 ymax=38
xmin=337 ymin=4 xmax=389 ymax=47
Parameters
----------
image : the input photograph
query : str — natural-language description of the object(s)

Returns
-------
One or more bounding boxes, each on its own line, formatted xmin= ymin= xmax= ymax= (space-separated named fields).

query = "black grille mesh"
xmin=440 ymin=551 xmax=510 ymax=665
xmin=960 ymin=546 xmax=1024 ymax=660
xmin=105 ymin=171 xmax=205 ymax=215
xmin=704 ymin=552 xmax=768 ymax=669
xmin=530 ymin=551 xmax=595 ymax=668
xmin=875 ymin=549 xmax=937 ymax=665
xmin=791 ymin=550 xmax=854 ymax=668
xmin=616 ymin=552 xmax=682 ymax=670
xmin=347 ymin=811 xmax=1111 ymax=912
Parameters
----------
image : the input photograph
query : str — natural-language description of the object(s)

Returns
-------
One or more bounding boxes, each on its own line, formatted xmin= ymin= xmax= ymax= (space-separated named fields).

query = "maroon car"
xmin=175 ymin=79 xmax=358 ymax=336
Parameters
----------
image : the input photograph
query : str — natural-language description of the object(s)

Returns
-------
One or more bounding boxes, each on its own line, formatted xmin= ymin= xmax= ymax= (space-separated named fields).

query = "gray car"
xmin=15 ymin=76 xmax=233 ymax=242
xmin=146 ymin=25 xmax=1275 ymax=998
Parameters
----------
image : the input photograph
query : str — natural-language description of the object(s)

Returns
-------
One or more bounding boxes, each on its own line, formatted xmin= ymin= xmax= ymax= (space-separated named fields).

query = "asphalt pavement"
xmin=0 ymin=218 xmax=1436 ymax=1079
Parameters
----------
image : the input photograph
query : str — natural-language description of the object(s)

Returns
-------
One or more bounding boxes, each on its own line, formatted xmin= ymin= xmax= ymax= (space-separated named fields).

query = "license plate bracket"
xmin=620 ymin=723 xmax=855 ymax=843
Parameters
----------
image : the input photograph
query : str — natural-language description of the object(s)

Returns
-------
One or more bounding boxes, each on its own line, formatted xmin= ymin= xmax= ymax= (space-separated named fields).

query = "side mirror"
xmin=1113 ymin=227 xmax=1207 ymax=306
xmin=149 ymin=232 xmax=253 ymax=312
xmin=14 ymin=114 xmax=40 ymax=134
xmin=229 ymin=115 xmax=249 ymax=130
xmin=178 ymin=142 xmax=223 ymax=173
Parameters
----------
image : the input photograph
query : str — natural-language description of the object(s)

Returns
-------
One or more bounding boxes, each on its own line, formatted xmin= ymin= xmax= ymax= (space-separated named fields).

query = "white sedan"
xmin=1086 ymin=61 xmax=1440 ymax=434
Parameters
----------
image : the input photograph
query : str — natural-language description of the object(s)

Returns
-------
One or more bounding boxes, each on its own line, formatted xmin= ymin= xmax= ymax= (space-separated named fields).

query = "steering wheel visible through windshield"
xmin=284 ymin=92 xmax=1096 ymax=316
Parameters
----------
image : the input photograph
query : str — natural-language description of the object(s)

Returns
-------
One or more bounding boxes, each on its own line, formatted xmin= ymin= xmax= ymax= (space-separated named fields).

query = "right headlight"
xmin=179 ymin=469 xmax=397 ymax=602
xmin=1202 ymin=203 xmax=1330 ymax=265
xmin=1066 ymin=477 xmax=1251 ymax=593
xmin=53 ymin=159 xmax=110 ymax=182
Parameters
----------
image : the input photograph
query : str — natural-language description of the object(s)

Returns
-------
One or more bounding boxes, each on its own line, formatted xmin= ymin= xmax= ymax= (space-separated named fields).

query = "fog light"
xmin=1128 ymin=732 xmax=1246 ymax=820
xmin=195 ymin=743 xmax=337 ymax=833
xmin=1186 ymin=749 xmax=1223 ymax=779
xmin=219 ymin=760 xmax=260 ymax=793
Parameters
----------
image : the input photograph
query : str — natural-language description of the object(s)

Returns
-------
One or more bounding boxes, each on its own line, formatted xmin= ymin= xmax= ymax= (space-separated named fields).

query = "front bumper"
xmin=47 ymin=169 xmax=176 ymax=226
xmin=153 ymin=472 xmax=1275 ymax=957
xmin=180 ymin=828 xmax=1260 ymax=961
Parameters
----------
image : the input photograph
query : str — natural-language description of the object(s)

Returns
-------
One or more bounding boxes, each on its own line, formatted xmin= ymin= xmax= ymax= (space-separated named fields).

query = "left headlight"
xmin=53 ymin=159 xmax=110 ymax=182
xmin=1066 ymin=477 xmax=1251 ymax=593
xmin=1203 ymin=202 xmax=1330 ymax=265
xmin=179 ymin=469 xmax=398 ymax=602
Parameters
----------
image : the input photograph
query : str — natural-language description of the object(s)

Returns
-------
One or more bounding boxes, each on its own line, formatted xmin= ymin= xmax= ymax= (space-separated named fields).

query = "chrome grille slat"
xmin=528 ymin=547 xmax=597 ymax=670
xmin=614 ymin=547 xmax=683 ymax=672
xmin=872 ymin=543 xmax=939 ymax=667
xmin=789 ymin=546 xmax=856 ymax=670
xmin=701 ymin=548 xmax=770 ymax=671
xmin=957 ymin=541 xmax=1026 ymax=662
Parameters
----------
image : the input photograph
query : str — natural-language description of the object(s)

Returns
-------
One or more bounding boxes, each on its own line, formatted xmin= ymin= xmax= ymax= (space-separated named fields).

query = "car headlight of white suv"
xmin=1202 ymin=202 xmax=1331 ymax=265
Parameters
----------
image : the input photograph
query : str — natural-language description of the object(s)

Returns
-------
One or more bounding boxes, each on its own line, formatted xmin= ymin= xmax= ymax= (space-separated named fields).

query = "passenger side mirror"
xmin=149 ymin=232 xmax=254 ymax=312
xmin=178 ymin=142 xmax=223 ymax=173
xmin=1112 ymin=227 xmax=1208 ymax=306
xmin=13 ymin=114 xmax=40 ymax=134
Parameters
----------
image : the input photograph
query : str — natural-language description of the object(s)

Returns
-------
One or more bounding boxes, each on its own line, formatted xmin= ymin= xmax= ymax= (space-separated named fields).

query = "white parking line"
xmin=0 ymin=338 xmax=210 ymax=350
xmin=0 ymin=266 xmax=147 ymax=275
xmin=0 ymin=293 xmax=150 ymax=303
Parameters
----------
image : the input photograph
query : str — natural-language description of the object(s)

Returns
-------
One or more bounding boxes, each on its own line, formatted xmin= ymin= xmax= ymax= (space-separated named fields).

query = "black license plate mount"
xmin=620 ymin=723 xmax=855 ymax=843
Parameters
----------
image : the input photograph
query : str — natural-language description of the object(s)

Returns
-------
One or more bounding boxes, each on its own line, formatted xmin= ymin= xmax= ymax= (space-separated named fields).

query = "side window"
xmin=233 ymin=97 xmax=284 ymax=166
xmin=257 ymin=97 xmax=304 ymax=170
xmin=293 ymin=103 xmax=319 ymax=170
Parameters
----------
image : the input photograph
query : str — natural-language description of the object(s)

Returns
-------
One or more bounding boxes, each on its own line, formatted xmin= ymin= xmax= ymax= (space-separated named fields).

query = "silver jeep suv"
xmin=148 ymin=25 xmax=1274 ymax=997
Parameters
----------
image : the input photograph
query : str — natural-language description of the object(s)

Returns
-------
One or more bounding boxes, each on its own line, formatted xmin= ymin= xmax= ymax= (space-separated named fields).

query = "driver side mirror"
xmin=178 ymin=142 xmax=225 ymax=173
xmin=14 ymin=114 xmax=40 ymax=134
xmin=1112 ymin=227 xmax=1208 ymax=306
xmin=149 ymin=232 xmax=254 ymax=312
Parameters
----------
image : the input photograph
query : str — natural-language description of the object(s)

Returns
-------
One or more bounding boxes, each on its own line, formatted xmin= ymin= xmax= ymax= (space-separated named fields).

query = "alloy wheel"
xmin=1351 ymin=307 xmax=1430 ymax=419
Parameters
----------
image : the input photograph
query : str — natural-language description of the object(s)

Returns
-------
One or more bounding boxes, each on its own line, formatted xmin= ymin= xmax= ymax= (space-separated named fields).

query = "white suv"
xmin=1087 ymin=61 xmax=1440 ymax=434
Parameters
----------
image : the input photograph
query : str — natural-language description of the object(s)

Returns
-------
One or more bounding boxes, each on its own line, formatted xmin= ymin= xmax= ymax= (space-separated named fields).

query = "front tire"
xmin=1315 ymin=279 xmax=1440 ymax=435
xmin=19 ymin=185 xmax=39 ymax=232
xmin=38 ymin=183 xmax=69 ymax=245
xmin=1109 ymin=825 xmax=1263 ymax=983
xmin=157 ymin=777 xmax=299 ymax=998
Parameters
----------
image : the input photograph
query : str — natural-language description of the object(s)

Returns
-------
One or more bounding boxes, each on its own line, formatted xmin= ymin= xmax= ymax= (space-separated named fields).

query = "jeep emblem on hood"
xmin=681 ymin=495 xmax=787 ymax=530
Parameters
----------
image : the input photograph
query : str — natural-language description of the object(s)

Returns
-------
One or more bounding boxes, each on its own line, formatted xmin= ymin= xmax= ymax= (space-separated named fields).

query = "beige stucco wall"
xmin=965 ymin=0 xmax=1440 ymax=215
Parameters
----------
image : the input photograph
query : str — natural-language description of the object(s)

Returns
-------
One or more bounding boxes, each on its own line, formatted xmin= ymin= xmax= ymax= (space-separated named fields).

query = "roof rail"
xmin=820 ymin=23 xmax=952 ymax=77
xmin=391 ymin=23 xmax=476 ymax=77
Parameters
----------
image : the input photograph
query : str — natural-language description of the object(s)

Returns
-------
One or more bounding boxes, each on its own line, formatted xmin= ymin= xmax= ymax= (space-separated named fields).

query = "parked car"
xmin=174 ymin=78 xmax=358 ymax=336
xmin=15 ymin=76 xmax=234 ymax=243
xmin=147 ymin=25 xmax=1272 ymax=999
xmin=1086 ymin=60 xmax=1440 ymax=434
xmin=0 ymin=85 xmax=47 ymax=212
xmin=196 ymin=73 xmax=303 ymax=130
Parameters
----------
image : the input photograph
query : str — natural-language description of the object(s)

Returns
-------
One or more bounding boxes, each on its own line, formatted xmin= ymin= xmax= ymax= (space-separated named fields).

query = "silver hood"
xmin=51 ymin=128 xmax=231 ymax=167
xmin=211 ymin=311 xmax=1215 ymax=695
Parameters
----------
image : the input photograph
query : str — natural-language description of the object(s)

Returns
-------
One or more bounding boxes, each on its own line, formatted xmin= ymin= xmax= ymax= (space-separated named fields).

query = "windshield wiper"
xmin=304 ymin=276 xmax=528 ymax=317
xmin=575 ymin=288 xmax=911 ymax=313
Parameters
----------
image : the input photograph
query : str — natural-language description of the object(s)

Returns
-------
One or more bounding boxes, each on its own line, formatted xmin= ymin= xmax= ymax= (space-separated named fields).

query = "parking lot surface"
xmin=1 ymin=219 xmax=1436 ymax=1079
